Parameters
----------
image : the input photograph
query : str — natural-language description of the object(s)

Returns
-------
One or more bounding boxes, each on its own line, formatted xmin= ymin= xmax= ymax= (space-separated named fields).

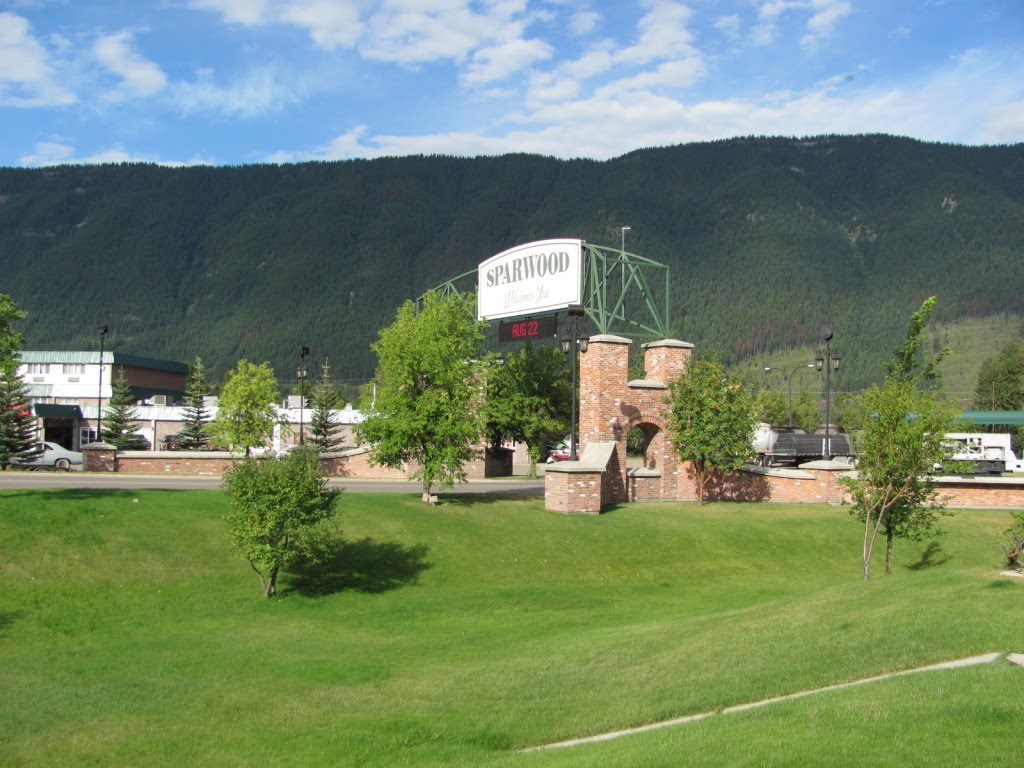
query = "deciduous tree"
xmin=753 ymin=389 xmax=788 ymax=427
xmin=223 ymin=447 xmax=341 ymax=597
xmin=356 ymin=292 xmax=487 ymax=502
xmin=666 ymin=354 xmax=755 ymax=504
xmin=482 ymin=345 xmax=569 ymax=477
xmin=0 ymin=294 xmax=25 ymax=363
xmin=973 ymin=340 xmax=1024 ymax=447
xmin=209 ymin=360 xmax=279 ymax=456
xmin=841 ymin=298 xmax=959 ymax=579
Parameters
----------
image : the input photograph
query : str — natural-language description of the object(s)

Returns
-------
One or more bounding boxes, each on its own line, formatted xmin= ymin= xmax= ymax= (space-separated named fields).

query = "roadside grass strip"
xmin=522 ymin=652 xmax=1017 ymax=752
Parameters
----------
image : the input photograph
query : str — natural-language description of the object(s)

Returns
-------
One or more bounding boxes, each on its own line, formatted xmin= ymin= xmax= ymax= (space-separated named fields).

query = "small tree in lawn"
xmin=1001 ymin=511 xmax=1024 ymax=573
xmin=209 ymin=359 xmax=279 ymax=456
xmin=0 ymin=357 xmax=42 ymax=469
xmin=482 ymin=344 xmax=570 ymax=477
xmin=356 ymin=291 xmax=487 ymax=502
xmin=665 ymin=354 xmax=756 ymax=504
xmin=309 ymin=358 xmax=344 ymax=453
xmin=223 ymin=447 xmax=341 ymax=597
xmin=841 ymin=297 xmax=959 ymax=579
xmin=101 ymin=368 xmax=147 ymax=449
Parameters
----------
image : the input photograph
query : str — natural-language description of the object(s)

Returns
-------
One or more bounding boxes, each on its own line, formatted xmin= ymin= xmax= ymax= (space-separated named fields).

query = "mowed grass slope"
xmin=0 ymin=489 xmax=1021 ymax=767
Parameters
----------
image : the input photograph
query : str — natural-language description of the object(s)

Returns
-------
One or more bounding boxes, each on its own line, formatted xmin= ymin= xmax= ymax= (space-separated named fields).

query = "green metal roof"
xmin=20 ymin=351 xmax=187 ymax=374
xmin=958 ymin=410 xmax=1024 ymax=426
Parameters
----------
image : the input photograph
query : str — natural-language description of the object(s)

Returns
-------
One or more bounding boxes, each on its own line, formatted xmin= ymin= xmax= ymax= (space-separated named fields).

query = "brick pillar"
xmin=643 ymin=339 xmax=693 ymax=384
xmin=83 ymin=442 xmax=117 ymax=472
xmin=578 ymin=334 xmax=631 ymax=502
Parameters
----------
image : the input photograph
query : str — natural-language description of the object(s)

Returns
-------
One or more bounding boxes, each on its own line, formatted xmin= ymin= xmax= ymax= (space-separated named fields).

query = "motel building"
xmin=19 ymin=351 xmax=189 ymax=450
xmin=18 ymin=351 xmax=365 ymax=453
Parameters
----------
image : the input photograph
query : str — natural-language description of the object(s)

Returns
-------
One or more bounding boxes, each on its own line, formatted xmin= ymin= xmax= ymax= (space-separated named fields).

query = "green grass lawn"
xmin=0 ymin=489 xmax=1021 ymax=767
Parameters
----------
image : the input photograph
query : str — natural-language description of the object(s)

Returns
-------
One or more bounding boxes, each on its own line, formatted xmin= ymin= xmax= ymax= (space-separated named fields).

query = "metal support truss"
xmin=418 ymin=242 xmax=671 ymax=340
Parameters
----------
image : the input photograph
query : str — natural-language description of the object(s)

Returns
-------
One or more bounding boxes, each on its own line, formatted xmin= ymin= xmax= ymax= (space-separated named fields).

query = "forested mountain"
xmin=1 ymin=134 xmax=1022 ymax=389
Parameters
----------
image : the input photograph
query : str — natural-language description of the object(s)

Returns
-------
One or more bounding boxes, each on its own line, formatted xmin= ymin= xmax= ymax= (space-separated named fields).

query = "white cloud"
xmin=18 ymin=141 xmax=151 ymax=166
xmin=750 ymin=0 xmax=852 ymax=51
xmin=278 ymin=1 xmax=364 ymax=49
xmin=617 ymin=1 xmax=699 ymax=65
xmin=361 ymin=2 xmax=518 ymax=65
xmin=188 ymin=0 xmax=361 ymax=48
xmin=802 ymin=0 xmax=851 ymax=51
xmin=568 ymin=10 xmax=600 ymax=37
xmin=265 ymin=42 xmax=1024 ymax=162
xmin=93 ymin=30 xmax=168 ymax=101
xmin=462 ymin=37 xmax=553 ymax=86
xmin=18 ymin=140 xmax=75 ymax=165
xmin=714 ymin=14 xmax=742 ymax=41
xmin=171 ymin=66 xmax=306 ymax=118
xmin=185 ymin=0 xmax=271 ymax=26
xmin=0 ymin=12 xmax=76 ymax=106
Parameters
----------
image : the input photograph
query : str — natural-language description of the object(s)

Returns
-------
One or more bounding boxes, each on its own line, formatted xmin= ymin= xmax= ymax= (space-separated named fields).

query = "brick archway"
xmin=576 ymin=335 xmax=693 ymax=504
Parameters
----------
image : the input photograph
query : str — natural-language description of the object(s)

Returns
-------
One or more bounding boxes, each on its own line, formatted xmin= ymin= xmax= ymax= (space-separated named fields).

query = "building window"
xmin=62 ymin=364 xmax=86 ymax=375
xmin=80 ymin=428 xmax=98 ymax=446
xmin=27 ymin=363 xmax=50 ymax=374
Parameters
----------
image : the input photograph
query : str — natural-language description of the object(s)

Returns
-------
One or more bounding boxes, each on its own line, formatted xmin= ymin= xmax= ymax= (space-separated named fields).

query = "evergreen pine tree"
xmin=179 ymin=357 xmax=211 ymax=450
xmin=309 ymin=358 xmax=344 ymax=452
xmin=101 ymin=368 xmax=146 ymax=449
xmin=0 ymin=357 xmax=42 ymax=469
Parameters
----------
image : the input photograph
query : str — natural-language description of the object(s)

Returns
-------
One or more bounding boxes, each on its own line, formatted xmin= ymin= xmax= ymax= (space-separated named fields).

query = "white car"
xmin=21 ymin=442 xmax=84 ymax=470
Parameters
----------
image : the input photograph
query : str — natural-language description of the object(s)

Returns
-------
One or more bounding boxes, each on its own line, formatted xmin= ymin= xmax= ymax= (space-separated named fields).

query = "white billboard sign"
xmin=477 ymin=239 xmax=583 ymax=321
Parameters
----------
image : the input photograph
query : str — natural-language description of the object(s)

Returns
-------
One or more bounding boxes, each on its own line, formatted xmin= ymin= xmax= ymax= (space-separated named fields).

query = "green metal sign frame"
xmin=419 ymin=241 xmax=670 ymax=340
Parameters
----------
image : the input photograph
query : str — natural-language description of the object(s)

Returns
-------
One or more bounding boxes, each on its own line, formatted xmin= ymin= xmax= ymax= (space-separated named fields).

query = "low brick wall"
xmin=319 ymin=449 xmax=412 ymax=479
xmin=933 ymin=476 xmax=1024 ymax=508
xmin=85 ymin=445 xmax=511 ymax=480
xmin=116 ymin=451 xmax=241 ymax=475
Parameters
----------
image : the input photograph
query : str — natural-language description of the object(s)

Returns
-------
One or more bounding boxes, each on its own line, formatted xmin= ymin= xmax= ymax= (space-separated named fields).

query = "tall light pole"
xmin=297 ymin=346 xmax=309 ymax=445
xmin=787 ymin=363 xmax=817 ymax=428
xmin=815 ymin=328 xmax=841 ymax=458
xmin=96 ymin=325 xmax=108 ymax=443
xmin=560 ymin=306 xmax=589 ymax=461
xmin=620 ymin=225 xmax=631 ymax=253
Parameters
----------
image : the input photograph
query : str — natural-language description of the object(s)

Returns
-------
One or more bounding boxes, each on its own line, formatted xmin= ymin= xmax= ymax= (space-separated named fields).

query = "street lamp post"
xmin=620 ymin=225 xmax=631 ymax=253
xmin=297 ymin=346 xmax=309 ymax=445
xmin=96 ymin=325 xmax=108 ymax=442
xmin=786 ymin=363 xmax=817 ymax=428
xmin=560 ymin=306 xmax=589 ymax=461
xmin=815 ymin=329 xmax=842 ymax=458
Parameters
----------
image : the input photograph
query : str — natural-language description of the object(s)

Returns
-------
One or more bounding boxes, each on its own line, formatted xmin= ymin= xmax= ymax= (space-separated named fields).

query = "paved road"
xmin=0 ymin=470 xmax=545 ymax=496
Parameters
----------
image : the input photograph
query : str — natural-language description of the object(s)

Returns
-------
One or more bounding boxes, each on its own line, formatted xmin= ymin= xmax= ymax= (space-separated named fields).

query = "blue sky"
xmin=1 ymin=0 xmax=1021 ymax=167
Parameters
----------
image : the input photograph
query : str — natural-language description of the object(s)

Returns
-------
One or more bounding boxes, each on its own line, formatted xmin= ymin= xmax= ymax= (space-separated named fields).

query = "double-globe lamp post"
xmin=560 ymin=306 xmax=589 ymax=461
xmin=815 ymin=328 xmax=841 ymax=459
xmin=297 ymin=345 xmax=309 ymax=445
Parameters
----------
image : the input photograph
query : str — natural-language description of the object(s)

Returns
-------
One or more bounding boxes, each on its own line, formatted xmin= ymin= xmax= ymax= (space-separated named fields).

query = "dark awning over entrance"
xmin=33 ymin=404 xmax=83 ymax=419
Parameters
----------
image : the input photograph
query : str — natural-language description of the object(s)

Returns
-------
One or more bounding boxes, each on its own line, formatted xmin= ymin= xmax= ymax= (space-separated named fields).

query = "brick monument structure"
xmin=545 ymin=335 xmax=693 ymax=513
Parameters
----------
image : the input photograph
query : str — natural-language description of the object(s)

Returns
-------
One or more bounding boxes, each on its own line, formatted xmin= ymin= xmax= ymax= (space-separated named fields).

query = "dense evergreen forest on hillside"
xmin=1 ymin=134 xmax=1022 ymax=389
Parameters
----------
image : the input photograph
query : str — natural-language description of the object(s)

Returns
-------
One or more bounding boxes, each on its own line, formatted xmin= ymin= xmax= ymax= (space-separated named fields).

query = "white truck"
xmin=941 ymin=433 xmax=1024 ymax=474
